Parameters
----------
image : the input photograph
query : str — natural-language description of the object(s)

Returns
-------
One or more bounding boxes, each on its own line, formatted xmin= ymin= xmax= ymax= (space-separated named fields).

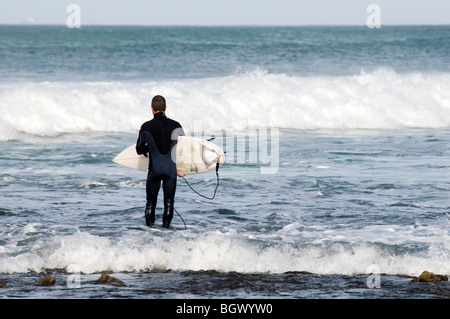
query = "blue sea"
xmin=0 ymin=25 xmax=449 ymax=301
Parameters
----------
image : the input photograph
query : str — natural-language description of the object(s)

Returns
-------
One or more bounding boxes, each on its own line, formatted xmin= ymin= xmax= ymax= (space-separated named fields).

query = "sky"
xmin=0 ymin=0 xmax=449 ymax=26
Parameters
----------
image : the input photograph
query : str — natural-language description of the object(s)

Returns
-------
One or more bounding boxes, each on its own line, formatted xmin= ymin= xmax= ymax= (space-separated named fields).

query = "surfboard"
xmin=113 ymin=136 xmax=226 ymax=175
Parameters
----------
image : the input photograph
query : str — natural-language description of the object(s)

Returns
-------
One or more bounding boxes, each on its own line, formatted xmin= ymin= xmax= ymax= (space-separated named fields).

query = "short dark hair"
xmin=151 ymin=95 xmax=166 ymax=112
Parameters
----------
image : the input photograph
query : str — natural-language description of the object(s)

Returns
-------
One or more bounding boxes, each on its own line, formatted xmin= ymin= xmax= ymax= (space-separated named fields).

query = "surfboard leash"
xmin=174 ymin=162 xmax=220 ymax=229
xmin=175 ymin=140 xmax=222 ymax=229
xmin=173 ymin=207 xmax=187 ymax=230
xmin=181 ymin=161 xmax=220 ymax=200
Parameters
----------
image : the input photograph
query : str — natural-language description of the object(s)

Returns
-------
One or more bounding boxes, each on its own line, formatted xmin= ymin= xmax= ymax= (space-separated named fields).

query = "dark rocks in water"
xmin=145 ymin=288 xmax=164 ymax=294
xmin=412 ymin=271 xmax=448 ymax=282
xmin=36 ymin=275 xmax=56 ymax=286
xmin=96 ymin=273 xmax=125 ymax=287
xmin=437 ymin=291 xmax=450 ymax=297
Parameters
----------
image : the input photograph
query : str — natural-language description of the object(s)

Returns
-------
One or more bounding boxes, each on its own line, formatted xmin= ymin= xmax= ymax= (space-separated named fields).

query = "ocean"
xmin=0 ymin=25 xmax=449 ymax=301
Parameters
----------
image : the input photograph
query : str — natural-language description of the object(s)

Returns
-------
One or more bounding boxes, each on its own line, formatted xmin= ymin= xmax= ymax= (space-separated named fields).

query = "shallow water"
xmin=1 ymin=130 xmax=449 ymax=298
xmin=1 ymin=25 xmax=449 ymax=299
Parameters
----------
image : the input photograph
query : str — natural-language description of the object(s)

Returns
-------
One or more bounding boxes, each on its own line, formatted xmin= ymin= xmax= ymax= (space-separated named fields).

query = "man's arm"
xmin=136 ymin=130 xmax=148 ymax=156
xmin=171 ymin=126 xmax=185 ymax=141
xmin=171 ymin=126 xmax=185 ymax=177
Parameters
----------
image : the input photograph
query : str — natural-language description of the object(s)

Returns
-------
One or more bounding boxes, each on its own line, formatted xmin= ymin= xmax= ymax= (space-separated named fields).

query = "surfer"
xmin=136 ymin=95 xmax=184 ymax=228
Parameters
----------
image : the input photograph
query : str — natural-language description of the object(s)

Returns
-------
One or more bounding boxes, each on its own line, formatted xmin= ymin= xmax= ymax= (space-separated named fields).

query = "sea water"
xmin=0 ymin=25 xmax=449 ymax=299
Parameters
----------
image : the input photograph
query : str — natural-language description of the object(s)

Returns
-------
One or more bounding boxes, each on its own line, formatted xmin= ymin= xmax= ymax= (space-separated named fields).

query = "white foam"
xmin=0 ymin=228 xmax=448 ymax=276
xmin=1 ymin=69 xmax=450 ymax=141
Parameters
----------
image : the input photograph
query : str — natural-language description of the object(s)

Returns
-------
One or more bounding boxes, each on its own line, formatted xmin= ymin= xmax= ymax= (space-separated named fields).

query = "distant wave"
xmin=1 ymin=68 xmax=449 ymax=141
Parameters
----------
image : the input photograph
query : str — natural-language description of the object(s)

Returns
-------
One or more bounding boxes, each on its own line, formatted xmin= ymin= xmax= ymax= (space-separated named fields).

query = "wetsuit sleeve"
xmin=136 ymin=129 xmax=148 ymax=156
xmin=171 ymin=126 xmax=184 ymax=145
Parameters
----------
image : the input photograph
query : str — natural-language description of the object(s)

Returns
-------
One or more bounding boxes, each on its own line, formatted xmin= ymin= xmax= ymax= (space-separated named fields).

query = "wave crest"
xmin=1 ymin=69 xmax=449 ymax=140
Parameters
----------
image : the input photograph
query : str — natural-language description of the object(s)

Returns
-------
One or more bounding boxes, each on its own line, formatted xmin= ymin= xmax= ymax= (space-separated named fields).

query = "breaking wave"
xmin=1 ymin=68 xmax=449 ymax=141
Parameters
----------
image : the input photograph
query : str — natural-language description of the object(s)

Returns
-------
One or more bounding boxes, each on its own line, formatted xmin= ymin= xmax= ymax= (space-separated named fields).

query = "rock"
xmin=412 ymin=271 xmax=448 ymax=282
xmin=437 ymin=291 xmax=450 ymax=297
xmin=96 ymin=273 xmax=125 ymax=287
xmin=37 ymin=275 xmax=56 ymax=286
xmin=145 ymin=288 xmax=164 ymax=294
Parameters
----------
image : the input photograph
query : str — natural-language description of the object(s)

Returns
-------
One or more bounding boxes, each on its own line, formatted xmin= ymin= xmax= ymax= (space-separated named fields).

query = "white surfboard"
xmin=113 ymin=136 xmax=226 ymax=175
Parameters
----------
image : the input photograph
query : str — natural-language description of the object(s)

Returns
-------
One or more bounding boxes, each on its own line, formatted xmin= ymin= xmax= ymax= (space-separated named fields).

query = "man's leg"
xmin=145 ymin=172 xmax=160 ymax=227
xmin=162 ymin=176 xmax=177 ymax=228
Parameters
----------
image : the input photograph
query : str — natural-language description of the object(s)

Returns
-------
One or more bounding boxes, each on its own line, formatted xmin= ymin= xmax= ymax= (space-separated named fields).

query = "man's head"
xmin=151 ymin=95 xmax=166 ymax=114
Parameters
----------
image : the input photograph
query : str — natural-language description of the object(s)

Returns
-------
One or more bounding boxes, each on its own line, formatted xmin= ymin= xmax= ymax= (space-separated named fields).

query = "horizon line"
xmin=1 ymin=22 xmax=450 ymax=27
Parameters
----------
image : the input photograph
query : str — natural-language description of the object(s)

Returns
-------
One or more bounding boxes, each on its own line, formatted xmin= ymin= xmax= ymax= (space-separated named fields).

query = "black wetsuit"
xmin=136 ymin=112 xmax=184 ymax=228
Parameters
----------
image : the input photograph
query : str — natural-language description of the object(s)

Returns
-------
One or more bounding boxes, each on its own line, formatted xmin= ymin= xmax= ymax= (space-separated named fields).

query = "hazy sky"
xmin=1 ymin=0 xmax=449 ymax=26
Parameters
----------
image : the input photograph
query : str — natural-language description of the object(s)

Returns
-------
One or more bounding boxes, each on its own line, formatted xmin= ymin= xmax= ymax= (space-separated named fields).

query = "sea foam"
xmin=0 ymin=227 xmax=448 ymax=276
xmin=1 ymin=68 xmax=449 ymax=141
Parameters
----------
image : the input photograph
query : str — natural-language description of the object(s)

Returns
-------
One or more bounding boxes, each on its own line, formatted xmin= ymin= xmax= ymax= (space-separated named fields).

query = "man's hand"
xmin=177 ymin=173 xmax=184 ymax=178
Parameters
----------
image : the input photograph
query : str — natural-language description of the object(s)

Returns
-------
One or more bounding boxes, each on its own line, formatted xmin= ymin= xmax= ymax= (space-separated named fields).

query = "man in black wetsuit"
xmin=136 ymin=95 xmax=184 ymax=228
